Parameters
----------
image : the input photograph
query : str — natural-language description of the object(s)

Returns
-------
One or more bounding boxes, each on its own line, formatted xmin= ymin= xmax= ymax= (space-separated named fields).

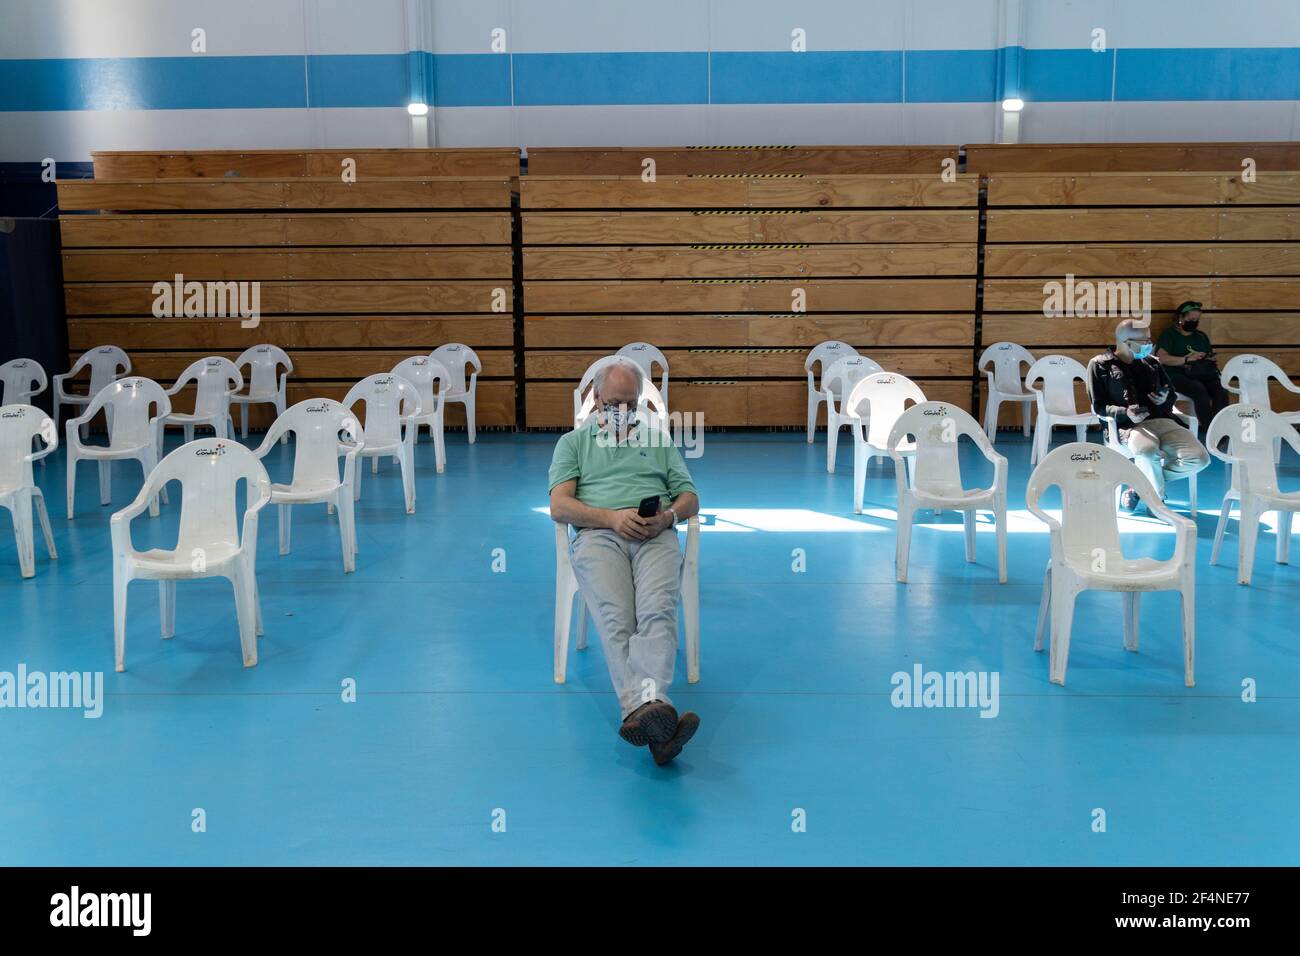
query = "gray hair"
xmin=593 ymin=357 xmax=644 ymax=402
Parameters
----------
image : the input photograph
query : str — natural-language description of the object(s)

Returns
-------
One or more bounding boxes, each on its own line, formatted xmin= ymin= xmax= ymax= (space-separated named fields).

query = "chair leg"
xmin=806 ymin=392 xmax=819 ymax=443
xmin=1238 ymin=498 xmax=1262 ymax=586
xmin=159 ymin=580 xmax=176 ymax=639
xmin=12 ymin=489 xmax=35 ymax=578
xmin=826 ymin=414 xmax=839 ymax=473
xmin=33 ymin=490 xmax=56 ymax=559
xmin=1033 ymin=560 xmax=1052 ymax=652
xmin=98 ymin=459 xmax=111 ymax=506
xmin=1122 ymin=591 xmax=1140 ymax=651
xmin=253 ymin=575 xmax=264 ymax=637
xmin=336 ymin=492 xmax=356 ymax=573
xmin=682 ymin=524 xmax=700 ymax=684
xmin=1030 ymin=417 xmax=1042 ymax=465
xmin=1020 ymin=400 xmax=1032 ymax=438
xmin=231 ymin=566 xmax=259 ymax=668
xmin=895 ymin=504 xmax=914 ymax=583
xmin=278 ymin=503 xmax=292 ymax=555
xmin=984 ymin=396 xmax=1001 ymax=440
xmin=1075 ymin=424 xmax=1086 ymax=443
xmin=113 ymin=562 xmax=129 ymax=672
xmin=240 ymin=403 xmax=248 ymax=439
xmin=466 ymin=393 xmax=477 ymax=444
xmin=401 ymin=448 xmax=416 ymax=514
xmin=1181 ymin=583 xmax=1196 ymax=687
xmin=184 ymin=424 xmax=194 ymax=444
xmin=995 ymin=497 xmax=1007 ymax=583
xmin=66 ymin=456 xmax=77 ymax=519
xmin=1277 ymin=510 xmax=1293 ymax=564
xmin=142 ymin=454 xmax=161 ymax=518
xmin=962 ymin=508 xmax=977 ymax=563
xmin=1047 ymin=577 xmax=1078 ymax=685
xmin=278 ymin=397 xmax=289 ymax=445
xmin=1211 ymin=494 xmax=1235 ymax=565
xmin=434 ymin=410 xmax=447 ymax=474
xmin=355 ymin=461 xmax=364 ymax=501
xmin=1188 ymin=473 xmax=1198 ymax=514
xmin=853 ymin=440 xmax=866 ymax=515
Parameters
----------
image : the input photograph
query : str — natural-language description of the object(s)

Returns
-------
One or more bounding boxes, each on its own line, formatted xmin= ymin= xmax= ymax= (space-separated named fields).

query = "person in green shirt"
xmin=1155 ymin=301 xmax=1229 ymax=432
xmin=548 ymin=358 xmax=701 ymax=766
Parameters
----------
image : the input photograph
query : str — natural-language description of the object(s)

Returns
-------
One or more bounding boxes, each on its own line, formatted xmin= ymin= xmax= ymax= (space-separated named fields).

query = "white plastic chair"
xmin=845 ymin=372 xmax=927 ymax=514
xmin=0 ymin=404 xmax=58 ymax=578
xmin=342 ymin=373 xmax=421 ymax=515
xmin=0 ymin=359 xmax=48 ymax=406
xmin=888 ymin=402 xmax=1008 ymax=584
xmin=1085 ymin=364 xmax=1199 ymax=513
xmin=111 ymin=437 xmax=272 ymax=671
xmin=979 ymin=341 xmax=1036 ymax=440
xmin=163 ymin=356 xmax=243 ymax=442
xmin=392 ymin=355 xmax=450 ymax=474
xmin=66 ymin=377 xmax=171 ymax=520
xmin=617 ymin=342 xmax=670 ymax=408
xmin=822 ymin=354 xmax=883 ymax=473
xmin=255 ymin=399 xmax=363 ymax=573
xmin=53 ymin=345 xmax=130 ymax=439
xmin=1221 ymin=354 xmax=1300 ymax=463
xmin=804 ymin=340 xmax=858 ymax=442
xmin=231 ymin=345 xmax=292 ymax=443
xmin=554 ymin=515 xmax=701 ymax=686
xmin=1025 ymin=355 xmax=1100 ymax=464
xmin=1027 ymin=443 xmax=1196 ymax=687
xmin=431 ymin=343 xmax=482 ymax=444
xmin=1207 ymin=404 xmax=1300 ymax=585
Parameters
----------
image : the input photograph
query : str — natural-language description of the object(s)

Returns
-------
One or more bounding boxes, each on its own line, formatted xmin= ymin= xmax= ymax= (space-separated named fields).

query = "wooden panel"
xmin=523 ymin=314 xmax=974 ymax=348
xmin=92 ymin=148 xmax=521 ymax=179
xmin=522 ymin=210 xmax=978 ymax=245
xmin=988 ymin=172 xmax=1300 ymax=208
xmin=67 ymin=315 xmax=514 ymax=350
xmin=1216 ymin=210 xmax=1300 ymax=241
xmin=525 ymin=279 xmax=974 ymax=313
xmin=282 ymin=381 xmax=514 ymax=426
xmin=58 ymin=213 xmax=512 ymax=248
xmin=520 ymin=175 xmax=979 ymax=209
xmin=62 ymin=248 xmax=512 ymax=281
xmin=982 ymin=313 xmax=1300 ymax=348
xmin=984 ymin=243 xmax=1300 ymax=278
xmin=984 ymin=278 xmax=1300 ymax=312
xmin=65 ymin=281 xmax=510 ymax=316
xmin=526 ymin=146 xmax=959 ymax=176
xmin=57 ymin=178 xmax=513 ymax=211
xmin=966 ymin=142 xmax=1300 ymax=174
xmin=986 ymin=209 xmax=1221 ymax=243
xmin=523 ymin=244 xmax=975 ymax=279
xmin=526 ymin=347 xmax=971 ymax=379
xmin=526 ymin=379 xmax=970 ymax=426
xmin=123 ymin=349 xmax=514 ymax=381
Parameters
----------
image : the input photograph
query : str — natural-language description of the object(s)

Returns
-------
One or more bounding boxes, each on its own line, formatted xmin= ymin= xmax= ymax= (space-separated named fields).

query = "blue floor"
xmin=1 ymin=427 xmax=1298 ymax=866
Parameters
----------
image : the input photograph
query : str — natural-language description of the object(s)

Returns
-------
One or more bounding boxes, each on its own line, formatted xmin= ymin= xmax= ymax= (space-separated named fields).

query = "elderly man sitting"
xmin=548 ymin=358 xmax=701 ymax=766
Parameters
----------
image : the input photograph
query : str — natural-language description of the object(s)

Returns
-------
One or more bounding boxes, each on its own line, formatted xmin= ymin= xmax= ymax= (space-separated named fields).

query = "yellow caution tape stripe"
xmin=688 ymin=243 xmax=810 ymax=249
xmin=686 ymin=173 xmax=805 ymax=179
xmin=691 ymin=209 xmax=809 ymax=216
xmin=685 ymin=145 xmax=798 ymax=150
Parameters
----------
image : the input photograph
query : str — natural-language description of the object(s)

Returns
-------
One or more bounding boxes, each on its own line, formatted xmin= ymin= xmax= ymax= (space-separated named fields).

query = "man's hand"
xmin=1186 ymin=350 xmax=1205 ymax=363
xmin=608 ymin=508 xmax=655 ymax=541
xmin=1126 ymin=404 xmax=1150 ymax=424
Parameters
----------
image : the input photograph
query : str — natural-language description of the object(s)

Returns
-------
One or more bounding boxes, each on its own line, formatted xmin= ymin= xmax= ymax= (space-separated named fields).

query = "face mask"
xmin=1133 ymin=342 xmax=1154 ymax=360
xmin=1181 ymin=319 xmax=1200 ymax=332
xmin=600 ymin=402 xmax=634 ymax=432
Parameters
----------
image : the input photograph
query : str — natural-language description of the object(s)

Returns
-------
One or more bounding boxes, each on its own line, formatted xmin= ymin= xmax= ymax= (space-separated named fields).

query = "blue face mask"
xmin=1133 ymin=342 xmax=1154 ymax=360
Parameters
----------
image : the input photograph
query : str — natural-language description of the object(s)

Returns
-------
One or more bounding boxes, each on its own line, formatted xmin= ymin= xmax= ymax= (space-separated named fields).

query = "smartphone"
xmin=637 ymin=495 xmax=661 ymax=518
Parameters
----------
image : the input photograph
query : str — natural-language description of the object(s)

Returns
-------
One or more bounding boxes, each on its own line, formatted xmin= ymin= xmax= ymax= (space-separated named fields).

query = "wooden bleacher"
xmin=57 ymin=148 xmax=520 ymax=429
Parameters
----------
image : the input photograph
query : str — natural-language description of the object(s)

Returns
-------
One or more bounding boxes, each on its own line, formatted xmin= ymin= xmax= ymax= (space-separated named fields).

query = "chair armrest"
xmin=1146 ymin=498 xmax=1196 ymax=563
xmin=26 ymin=433 xmax=59 ymax=462
xmin=239 ymin=478 xmax=273 ymax=556
xmin=110 ymin=481 xmax=160 ymax=554
xmin=278 ymin=371 xmax=289 ymax=394
xmin=1281 ymin=377 xmax=1300 ymax=395
xmin=467 ymin=371 xmax=479 ymax=393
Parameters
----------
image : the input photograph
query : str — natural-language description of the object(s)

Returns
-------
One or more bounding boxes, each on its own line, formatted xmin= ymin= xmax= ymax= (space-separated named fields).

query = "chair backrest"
xmin=1221 ymin=353 xmax=1290 ymax=408
xmin=1206 ymin=403 xmax=1291 ymax=497
xmin=146 ymin=438 xmax=270 ymax=556
xmin=823 ymin=354 xmax=883 ymax=405
xmin=1025 ymin=354 xmax=1089 ymax=414
xmin=264 ymin=399 xmax=365 ymax=487
xmin=391 ymin=355 xmax=451 ymax=416
xmin=0 ymin=359 xmax=47 ymax=405
xmin=235 ymin=344 xmax=292 ymax=397
xmin=1026 ymin=442 xmax=1154 ymax=561
xmin=616 ymin=342 xmax=669 ymax=392
xmin=343 ymin=373 xmax=421 ymax=447
xmin=845 ymin=372 xmax=928 ymax=448
xmin=805 ymin=340 xmax=858 ymax=389
xmin=74 ymin=345 xmax=131 ymax=395
xmin=574 ymin=355 xmax=658 ymax=422
xmin=888 ymin=401 xmax=991 ymax=496
xmin=979 ymin=341 xmax=1035 ymax=393
xmin=85 ymin=377 xmax=171 ymax=449
xmin=431 ymin=343 xmax=481 ymax=395
xmin=174 ymin=356 xmax=243 ymax=416
xmin=0 ymin=404 xmax=55 ymax=489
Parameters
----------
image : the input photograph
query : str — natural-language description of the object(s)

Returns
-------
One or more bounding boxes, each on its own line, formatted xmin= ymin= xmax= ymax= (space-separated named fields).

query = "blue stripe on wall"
xmin=712 ymin=51 xmax=900 ymax=104
xmin=1116 ymin=47 xmax=1300 ymax=101
xmin=2 ymin=48 xmax=1299 ymax=111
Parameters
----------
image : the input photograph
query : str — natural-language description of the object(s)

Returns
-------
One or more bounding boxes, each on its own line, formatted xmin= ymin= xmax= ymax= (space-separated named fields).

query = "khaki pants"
xmin=1123 ymin=417 xmax=1210 ymax=497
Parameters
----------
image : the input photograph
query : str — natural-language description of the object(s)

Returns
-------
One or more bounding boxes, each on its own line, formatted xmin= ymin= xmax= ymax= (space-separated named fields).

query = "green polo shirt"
xmin=548 ymin=417 xmax=697 ymax=512
xmin=1157 ymin=326 xmax=1213 ymax=359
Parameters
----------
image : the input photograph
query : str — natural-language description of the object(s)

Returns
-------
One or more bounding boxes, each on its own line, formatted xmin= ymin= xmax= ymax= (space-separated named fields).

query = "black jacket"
xmin=1087 ymin=349 xmax=1177 ymax=429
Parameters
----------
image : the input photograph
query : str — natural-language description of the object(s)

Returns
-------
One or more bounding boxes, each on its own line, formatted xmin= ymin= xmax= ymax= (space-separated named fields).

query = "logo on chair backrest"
xmin=374 ymin=376 xmax=394 ymax=387
xmin=255 ymin=346 xmax=270 ymax=352
xmin=12 ymin=360 xmax=27 ymax=367
xmin=922 ymin=406 xmax=948 ymax=416
xmin=410 ymin=357 xmax=428 ymax=366
xmin=97 ymin=348 xmax=113 ymax=354
xmin=998 ymin=344 xmax=1012 ymax=350
xmin=196 ymin=442 xmax=226 ymax=457
xmin=1048 ymin=357 xmax=1066 ymax=365
xmin=305 ymin=403 xmax=331 ymax=414
xmin=446 ymin=345 xmax=462 ymax=352
xmin=1242 ymin=357 xmax=1258 ymax=364
xmin=1237 ymin=408 xmax=1262 ymax=419
xmin=1 ymin=408 xmax=27 ymax=419
xmin=877 ymin=375 xmax=897 ymax=385
xmin=121 ymin=379 xmax=141 ymax=389
xmin=205 ymin=359 xmax=222 ymax=367
xmin=1069 ymin=449 xmax=1101 ymax=462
